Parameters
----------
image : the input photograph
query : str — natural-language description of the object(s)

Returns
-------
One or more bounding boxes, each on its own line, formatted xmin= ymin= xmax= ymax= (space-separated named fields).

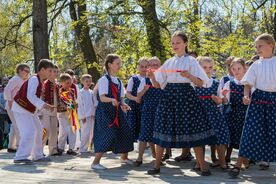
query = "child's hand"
xmin=243 ymin=96 xmax=251 ymax=105
xmin=82 ymin=118 xmax=86 ymax=124
xmin=111 ymin=99 xmax=119 ymax=106
xmin=144 ymin=85 xmax=150 ymax=91
xmin=147 ymin=69 xmax=155 ymax=80
xmin=211 ymin=95 xmax=222 ymax=104
xmin=43 ymin=103 xmax=55 ymax=111
xmin=121 ymin=103 xmax=131 ymax=113
xmin=221 ymin=89 xmax=230 ymax=97
xmin=180 ymin=70 xmax=192 ymax=79
xmin=135 ymin=97 xmax=141 ymax=104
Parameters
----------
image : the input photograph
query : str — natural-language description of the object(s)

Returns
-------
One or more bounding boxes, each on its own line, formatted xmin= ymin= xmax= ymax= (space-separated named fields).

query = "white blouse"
xmin=155 ymin=55 xmax=209 ymax=89
xmin=98 ymin=75 xmax=125 ymax=98
xmin=241 ymin=57 xmax=276 ymax=92
xmin=126 ymin=75 xmax=144 ymax=92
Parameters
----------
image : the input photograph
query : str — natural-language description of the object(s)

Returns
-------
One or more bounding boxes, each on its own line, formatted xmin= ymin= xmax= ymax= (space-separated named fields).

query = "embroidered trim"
xmin=153 ymin=129 xmax=215 ymax=142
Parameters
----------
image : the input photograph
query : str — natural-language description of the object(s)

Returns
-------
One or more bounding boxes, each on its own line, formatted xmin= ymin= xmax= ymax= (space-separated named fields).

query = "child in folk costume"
xmin=126 ymin=57 xmax=148 ymax=142
xmin=57 ymin=73 xmax=79 ymax=156
xmin=12 ymin=59 xmax=55 ymax=163
xmin=222 ymin=58 xmax=248 ymax=165
xmin=229 ymin=33 xmax=276 ymax=178
xmin=133 ymin=57 xmax=162 ymax=166
xmin=4 ymin=64 xmax=30 ymax=153
xmin=65 ymin=69 xmax=81 ymax=150
xmin=147 ymin=31 xmax=217 ymax=176
xmin=91 ymin=54 xmax=133 ymax=170
xmin=40 ymin=65 xmax=60 ymax=156
xmin=195 ymin=57 xmax=230 ymax=170
xmin=78 ymin=74 xmax=96 ymax=153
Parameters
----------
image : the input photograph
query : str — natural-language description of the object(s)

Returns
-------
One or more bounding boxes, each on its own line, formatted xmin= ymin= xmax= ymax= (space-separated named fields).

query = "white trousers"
xmin=80 ymin=116 xmax=94 ymax=153
xmin=13 ymin=111 xmax=43 ymax=161
xmin=57 ymin=112 xmax=76 ymax=150
xmin=40 ymin=112 xmax=58 ymax=155
xmin=7 ymin=107 xmax=20 ymax=150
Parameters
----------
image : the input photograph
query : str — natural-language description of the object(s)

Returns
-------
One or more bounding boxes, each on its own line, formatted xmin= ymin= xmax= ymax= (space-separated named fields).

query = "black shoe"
xmin=162 ymin=153 xmax=170 ymax=161
xmin=14 ymin=159 xmax=33 ymax=164
xmin=66 ymin=150 xmax=78 ymax=156
xmin=201 ymin=169 xmax=212 ymax=176
xmin=7 ymin=148 xmax=17 ymax=153
xmin=51 ymin=152 xmax=62 ymax=156
xmin=133 ymin=160 xmax=143 ymax=167
xmin=147 ymin=168 xmax=160 ymax=175
xmin=228 ymin=167 xmax=240 ymax=178
xmin=191 ymin=163 xmax=201 ymax=172
xmin=259 ymin=162 xmax=270 ymax=170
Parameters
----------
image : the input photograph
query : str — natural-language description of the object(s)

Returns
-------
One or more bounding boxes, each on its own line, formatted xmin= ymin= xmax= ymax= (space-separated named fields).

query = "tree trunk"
xmin=32 ymin=0 xmax=49 ymax=72
xmin=69 ymin=0 xmax=101 ymax=82
xmin=189 ymin=0 xmax=200 ymax=52
xmin=137 ymin=0 xmax=166 ymax=61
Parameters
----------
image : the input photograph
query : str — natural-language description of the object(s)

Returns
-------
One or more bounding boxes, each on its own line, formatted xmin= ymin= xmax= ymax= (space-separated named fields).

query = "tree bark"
xmin=137 ymin=0 xmax=166 ymax=61
xmin=69 ymin=0 xmax=101 ymax=81
xmin=32 ymin=0 xmax=49 ymax=72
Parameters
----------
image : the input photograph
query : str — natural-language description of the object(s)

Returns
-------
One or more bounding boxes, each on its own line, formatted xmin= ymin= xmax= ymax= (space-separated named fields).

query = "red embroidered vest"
xmin=43 ymin=80 xmax=59 ymax=105
xmin=71 ymin=83 xmax=78 ymax=99
xmin=14 ymin=75 xmax=43 ymax=113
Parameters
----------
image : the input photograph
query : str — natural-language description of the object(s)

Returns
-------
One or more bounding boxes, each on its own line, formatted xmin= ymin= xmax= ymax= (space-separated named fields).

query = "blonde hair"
xmin=230 ymin=58 xmax=246 ymax=68
xmin=81 ymin=74 xmax=92 ymax=81
xmin=197 ymin=56 xmax=214 ymax=64
xmin=256 ymin=33 xmax=275 ymax=46
xmin=138 ymin=57 xmax=149 ymax=65
xmin=148 ymin=56 xmax=161 ymax=64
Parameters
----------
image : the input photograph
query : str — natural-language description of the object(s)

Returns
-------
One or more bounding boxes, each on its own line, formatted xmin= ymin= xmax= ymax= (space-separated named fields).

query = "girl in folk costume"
xmin=219 ymin=57 xmax=235 ymax=164
xmin=222 ymin=58 xmax=248 ymax=164
xmin=147 ymin=31 xmax=217 ymax=176
xmin=4 ymin=63 xmax=30 ymax=153
xmin=91 ymin=54 xmax=133 ymax=170
xmin=78 ymin=74 xmax=97 ymax=154
xmin=126 ymin=57 xmax=148 ymax=142
xmin=194 ymin=57 xmax=230 ymax=170
xmin=40 ymin=65 xmax=60 ymax=156
xmin=133 ymin=57 xmax=162 ymax=166
xmin=12 ymin=59 xmax=55 ymax=163
xmin=229 ymin=33 xmax=276 ymax=178
xmin=57 ymin=73 xmax=79 ymax=156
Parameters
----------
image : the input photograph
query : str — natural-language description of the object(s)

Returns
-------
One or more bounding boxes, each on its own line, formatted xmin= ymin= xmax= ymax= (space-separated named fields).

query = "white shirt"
xmin=4 ymin=75 xmax=24 ymax=109
xmin=12 ymin=76 xmax=45 ymax=115
xmin=137 ymin=78 xmax=148 ymax=93
xmin=223 ymin=79 xmax=242 ymax=102
xmin=98 ymin=75 xmax=125 ymax=98
xmin=78 ymin=88 xmax=97 ymax=120
xmin=241 ymin=57 xmax=276 ymax=92
xmin=218 ymin=74 xmax=234 ymax=90
xmin=126 ymin=75 xmax=144 ymax=92
xmin=155 ymin=55 xmax=209 ymax=89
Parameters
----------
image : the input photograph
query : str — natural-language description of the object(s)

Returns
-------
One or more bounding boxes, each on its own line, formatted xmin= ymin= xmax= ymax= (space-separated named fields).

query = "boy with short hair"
xmin=12 ymin=59 xmax=54 ymax=164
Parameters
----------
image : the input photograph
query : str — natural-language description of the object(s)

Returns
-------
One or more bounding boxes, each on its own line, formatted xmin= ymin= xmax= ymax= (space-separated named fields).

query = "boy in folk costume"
xmin=40 ymin=65 xmax=60 ymax=156
xmin=57 ymin=73 xmax=79 ymax=155
xmin=4 ymin=64 xmax=30 ymax=153
xmin=65 ymin=69 xmax=81 ymax=150
xmin=12 ymin=59 xmax=55 ymax=164
xmin=78 ymin=74 xmax=97 ymax=153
